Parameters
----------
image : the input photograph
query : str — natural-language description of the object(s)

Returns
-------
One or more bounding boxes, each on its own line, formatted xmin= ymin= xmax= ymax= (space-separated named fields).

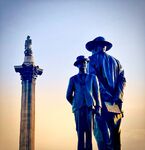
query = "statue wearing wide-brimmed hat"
xmin=86 ymin=36 xmax=126 ymax=150
xmin=86 ymin=36 xmax=112 ymax=51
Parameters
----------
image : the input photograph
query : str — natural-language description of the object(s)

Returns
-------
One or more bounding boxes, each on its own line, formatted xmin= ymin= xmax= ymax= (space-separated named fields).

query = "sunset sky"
xmin=0 ymin=0 xmax=145 ymax=150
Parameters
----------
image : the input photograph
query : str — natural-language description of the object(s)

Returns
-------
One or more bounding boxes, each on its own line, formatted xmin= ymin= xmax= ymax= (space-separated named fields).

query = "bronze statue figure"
xmin=86 ymin=36 xmax=126 ymax=150
xmin=66 ymin=55 xmax=101 ymax=150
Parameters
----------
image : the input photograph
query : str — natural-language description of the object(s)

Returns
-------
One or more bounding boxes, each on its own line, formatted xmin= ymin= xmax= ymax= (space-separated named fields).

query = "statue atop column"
xmin=14 ymin=36 xmax=43 ymax=150
xmin=24 ymin=35 xmax=32 ymax=56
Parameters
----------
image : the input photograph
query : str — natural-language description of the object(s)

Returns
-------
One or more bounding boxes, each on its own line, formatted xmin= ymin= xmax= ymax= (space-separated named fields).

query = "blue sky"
xmin=0 ymin=0 xmax=145 ymax=149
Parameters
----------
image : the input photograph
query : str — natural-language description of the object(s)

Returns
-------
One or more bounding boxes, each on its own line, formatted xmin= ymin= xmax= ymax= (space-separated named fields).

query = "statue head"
xmin=85 ymin=36 xmax=112 ymax=53
xmin=74 ymin=55 xmax=89 ymax=71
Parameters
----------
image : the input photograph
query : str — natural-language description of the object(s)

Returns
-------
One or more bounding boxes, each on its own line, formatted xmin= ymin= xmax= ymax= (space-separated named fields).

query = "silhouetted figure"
xmin=24 ymin=35 xmax=32 ymax=56
xmin=66 ymin=56 xmax=101 ymax=150
xmin=86 ymin=36 xmax=126 ymax=150
xmin=25 ymin=35 xmax=32 ymax=50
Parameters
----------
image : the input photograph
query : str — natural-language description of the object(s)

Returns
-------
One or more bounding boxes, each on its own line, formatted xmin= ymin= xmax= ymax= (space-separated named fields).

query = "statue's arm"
xmin=66 ymin=77 xmax=74 ymax=105
xmin=114 ymin=61 xmax=126 ymax=103
xmin=92 ymin=75 xmax=102 ymax=108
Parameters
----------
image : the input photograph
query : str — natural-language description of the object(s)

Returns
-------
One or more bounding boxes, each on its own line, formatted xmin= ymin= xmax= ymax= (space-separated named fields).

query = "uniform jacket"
xmin=66 ymin=73 xmax=101 ymax=112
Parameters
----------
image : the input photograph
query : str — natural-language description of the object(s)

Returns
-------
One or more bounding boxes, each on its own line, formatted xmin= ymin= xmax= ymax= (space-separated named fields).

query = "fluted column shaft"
xmin=19 ymin=79 xmax=35 ymax=150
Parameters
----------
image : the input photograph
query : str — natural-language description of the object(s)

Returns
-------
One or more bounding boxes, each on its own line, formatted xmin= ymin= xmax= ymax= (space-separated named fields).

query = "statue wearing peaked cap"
xmin=66 ymin=55 xmax=101 ymax=150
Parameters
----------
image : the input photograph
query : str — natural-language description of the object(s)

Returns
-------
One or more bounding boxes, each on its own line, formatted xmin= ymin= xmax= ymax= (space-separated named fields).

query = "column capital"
xmin=14 ymin=64 xmax=43 ymax=81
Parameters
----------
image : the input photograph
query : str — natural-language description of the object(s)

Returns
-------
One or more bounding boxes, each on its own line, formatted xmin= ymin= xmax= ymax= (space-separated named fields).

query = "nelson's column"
xmin=14 ymin=36 xmax=43 ymax=150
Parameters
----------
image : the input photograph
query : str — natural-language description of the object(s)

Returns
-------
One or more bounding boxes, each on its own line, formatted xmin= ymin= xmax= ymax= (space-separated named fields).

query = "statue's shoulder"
xmin=69 ymin=74 xmax=78 ymax=81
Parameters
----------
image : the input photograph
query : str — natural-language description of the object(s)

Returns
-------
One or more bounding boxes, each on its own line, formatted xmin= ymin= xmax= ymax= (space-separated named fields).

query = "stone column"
xmin=14 ymin=36 xmax=43 ymax=150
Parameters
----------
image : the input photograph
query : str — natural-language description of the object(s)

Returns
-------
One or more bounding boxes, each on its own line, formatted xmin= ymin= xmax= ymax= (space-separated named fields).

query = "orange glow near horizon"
xmin=1 ymin=84 xmax=145 ymax=150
